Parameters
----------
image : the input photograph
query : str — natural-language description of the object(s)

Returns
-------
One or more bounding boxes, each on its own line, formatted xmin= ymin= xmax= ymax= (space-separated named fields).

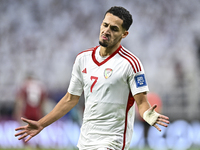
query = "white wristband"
xmin=143 ymin=109 xmax=160 ymax=126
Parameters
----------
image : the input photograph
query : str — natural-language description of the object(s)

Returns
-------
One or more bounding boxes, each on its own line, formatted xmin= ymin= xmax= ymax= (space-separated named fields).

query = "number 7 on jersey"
xmin=90 ymin=76 xmax=98 ymax=92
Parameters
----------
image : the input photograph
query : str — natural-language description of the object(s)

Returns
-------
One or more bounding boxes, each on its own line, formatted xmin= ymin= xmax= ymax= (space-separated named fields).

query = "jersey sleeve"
xmin=128 ymin=59 xmax=149 ymax=96
xmin=68 ymin=55 xmax=83 ymax=96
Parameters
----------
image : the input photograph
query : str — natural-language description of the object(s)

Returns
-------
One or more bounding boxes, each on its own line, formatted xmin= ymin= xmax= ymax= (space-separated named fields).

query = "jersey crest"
xmin=104 ymin=68 xmax=113 ymax=79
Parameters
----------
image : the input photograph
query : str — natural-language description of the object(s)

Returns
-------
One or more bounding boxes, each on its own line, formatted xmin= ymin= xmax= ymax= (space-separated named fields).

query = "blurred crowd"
xmin=0 ymin=0 xmax=200 ymax=122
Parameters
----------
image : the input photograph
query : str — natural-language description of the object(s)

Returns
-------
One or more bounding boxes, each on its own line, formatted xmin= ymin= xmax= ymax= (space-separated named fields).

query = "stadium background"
xmin=0 ymin=0 xmax=200 ymax=149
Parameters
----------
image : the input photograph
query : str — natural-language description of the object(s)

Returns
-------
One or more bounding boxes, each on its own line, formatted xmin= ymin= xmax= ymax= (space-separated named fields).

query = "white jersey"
xmin=68 ymin=45 xmax=149 ymax=150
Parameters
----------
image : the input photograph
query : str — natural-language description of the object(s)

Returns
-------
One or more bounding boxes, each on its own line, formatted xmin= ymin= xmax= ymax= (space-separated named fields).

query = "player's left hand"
xmin=151 ymin=104 xmax=170 ymax=131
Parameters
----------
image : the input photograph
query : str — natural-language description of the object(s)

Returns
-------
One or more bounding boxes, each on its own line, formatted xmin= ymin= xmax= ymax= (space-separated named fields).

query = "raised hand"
xmin=15 ymin=117 xmax=43 ymax=142
xmin=151 ymin=104 xmax=170 ymax=131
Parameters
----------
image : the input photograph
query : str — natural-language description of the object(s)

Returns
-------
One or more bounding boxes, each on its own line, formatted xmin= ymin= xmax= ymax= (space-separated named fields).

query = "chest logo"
xmin=104 ymin=68 xmax=113 ymax=79
xmin=82 ymin=68 xmax=87 ymax=74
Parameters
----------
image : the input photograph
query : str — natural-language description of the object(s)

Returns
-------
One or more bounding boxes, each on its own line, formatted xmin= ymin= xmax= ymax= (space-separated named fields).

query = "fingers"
xmin=159 ymin=114 xmax=169 ymax=120
xmin=15 ymin=130 xmax=26 ymax=137
xmin=153 ymin=121 xmax=168 ymax=132
xmin=156 ymin=120 xmax=168 ymax=127
xmin=15 ymin=117 xmax=36 ymax=142
xmin=15 ymin=129 xmax=31 ymax=142
xmin=157 ymin=116 xmax=170 ymax=125
xmin=15 ymin=118 xmax=30 ymax=131
xmin=16 ymin=133 xmax=33 ymax=142
xmin=21 ymin=117 xmax=31 ymax=124
xmin=154 ymin=124 xmax=161 ymax=132
xmin=153 ymin=115 xmax=170 ymax=131
xmin=15 ymin=126 xmax=26 ymax=131
xmin=18 ymin=133 xmax=29 ymax=140
xmin=25 ymin=135 xmax=33 ymax=142
xmin=149 ymin=104 xmax=157 ymax=111
xmin=15 ymin=117 xmax=29 ymax=131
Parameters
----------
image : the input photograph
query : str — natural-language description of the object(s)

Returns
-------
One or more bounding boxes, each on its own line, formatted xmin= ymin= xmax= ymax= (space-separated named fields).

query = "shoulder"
xmin=76 ymin=46 xmax=98 ymax=58
xmin=73 ymin=46 xmax=98 ymax=66
xmin=118 ymin=46 xmax=142 ymax=73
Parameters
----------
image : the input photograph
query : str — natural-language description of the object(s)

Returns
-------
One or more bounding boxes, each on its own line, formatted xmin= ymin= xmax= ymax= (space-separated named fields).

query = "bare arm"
xmin=15 ymin=92 xmax=80 ymax=142
xmin=134 ymin=92 xmax=151 ymax=117
xmin=134 ymin=92 xmax=170 ymax=131
xmin=38 ymin=92 xmax=79 ymax=128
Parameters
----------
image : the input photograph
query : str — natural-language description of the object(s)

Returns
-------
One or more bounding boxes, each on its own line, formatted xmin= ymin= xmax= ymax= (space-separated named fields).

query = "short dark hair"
xmin=105 ymin=6 xmax=133 ymax=31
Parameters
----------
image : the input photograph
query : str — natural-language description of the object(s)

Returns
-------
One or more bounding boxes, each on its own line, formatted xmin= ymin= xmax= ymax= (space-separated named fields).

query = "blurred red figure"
xmin=147 ymin=92 xmax=162 ymax=113
xmin=14 ymin=74 xmax=47 ymax=122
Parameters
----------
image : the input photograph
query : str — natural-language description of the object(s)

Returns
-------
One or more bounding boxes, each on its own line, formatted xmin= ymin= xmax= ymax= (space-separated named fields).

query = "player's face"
xmin=99 ymin=13 xmax=128 ymax=48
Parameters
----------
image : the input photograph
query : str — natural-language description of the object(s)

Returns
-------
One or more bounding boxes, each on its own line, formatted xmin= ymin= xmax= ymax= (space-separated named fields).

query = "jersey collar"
xmin=92 ymin=45 xmax=122 ymax=66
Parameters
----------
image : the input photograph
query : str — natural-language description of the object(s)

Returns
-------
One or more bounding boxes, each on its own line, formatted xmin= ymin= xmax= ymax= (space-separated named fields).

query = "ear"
xmin=122 ymin=31 xmax=129 ymax=38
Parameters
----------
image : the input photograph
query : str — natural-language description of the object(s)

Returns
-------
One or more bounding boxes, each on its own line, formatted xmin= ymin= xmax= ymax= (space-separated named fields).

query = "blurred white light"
xmin=166 ymin=120 xmax=193 ymax=150
xmin=1 ymin=119 xmax=200 ymax=149
xmin=147 ymin=124 xmax=168 ymax=150
xmin=130 ymin=122 xmax=145 ymax=149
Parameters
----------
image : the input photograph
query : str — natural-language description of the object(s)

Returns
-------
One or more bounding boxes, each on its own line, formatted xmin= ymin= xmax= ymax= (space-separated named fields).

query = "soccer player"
xmin=14 ymin=74 xmax=47 ymax=122
xmin=14 ymin=74 xmax=47 ymax=149
xmin=15 ymin=6 xmax=170 ymax=150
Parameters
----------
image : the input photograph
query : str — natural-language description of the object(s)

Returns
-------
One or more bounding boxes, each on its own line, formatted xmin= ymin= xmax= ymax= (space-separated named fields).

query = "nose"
xmin=103 ymin=26 xmax=111 ymax=35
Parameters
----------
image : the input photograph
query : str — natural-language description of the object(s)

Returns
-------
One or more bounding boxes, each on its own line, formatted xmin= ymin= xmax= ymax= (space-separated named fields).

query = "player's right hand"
xmin=15 ymin=117 xmax=43 ymax=142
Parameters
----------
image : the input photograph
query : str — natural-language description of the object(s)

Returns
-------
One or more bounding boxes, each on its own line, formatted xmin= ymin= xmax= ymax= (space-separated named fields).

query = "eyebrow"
xmin=103 ymin=22 xmax=120 ymax=30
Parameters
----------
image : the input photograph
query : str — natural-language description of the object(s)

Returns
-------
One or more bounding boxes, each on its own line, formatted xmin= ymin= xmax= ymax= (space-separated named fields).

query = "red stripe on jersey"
xmin=119 ymin=47 xmax=142 ymax=72
xmin=118 ymin=51 xmax=137 ymax=73
xmin=122 ymin=92 xmax=135 ymax=150
xmin=120 ymin=50 xmax=140 ymax=72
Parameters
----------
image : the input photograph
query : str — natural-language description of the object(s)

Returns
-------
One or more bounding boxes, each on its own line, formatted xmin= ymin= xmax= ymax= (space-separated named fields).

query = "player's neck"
xmin=99 ymin=43 xmax=120 ymax=57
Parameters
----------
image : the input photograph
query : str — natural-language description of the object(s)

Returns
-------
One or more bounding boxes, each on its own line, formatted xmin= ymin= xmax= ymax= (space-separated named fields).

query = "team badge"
xmin=134 ymin=74 xmax=147 ymax=88
xmin=104 ymin=68 xmax=113 ymax=79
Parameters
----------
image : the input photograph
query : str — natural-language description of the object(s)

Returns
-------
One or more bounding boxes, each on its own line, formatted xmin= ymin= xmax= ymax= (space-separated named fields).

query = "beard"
xmin=99 ymin=41 xmax=108 ymax=47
